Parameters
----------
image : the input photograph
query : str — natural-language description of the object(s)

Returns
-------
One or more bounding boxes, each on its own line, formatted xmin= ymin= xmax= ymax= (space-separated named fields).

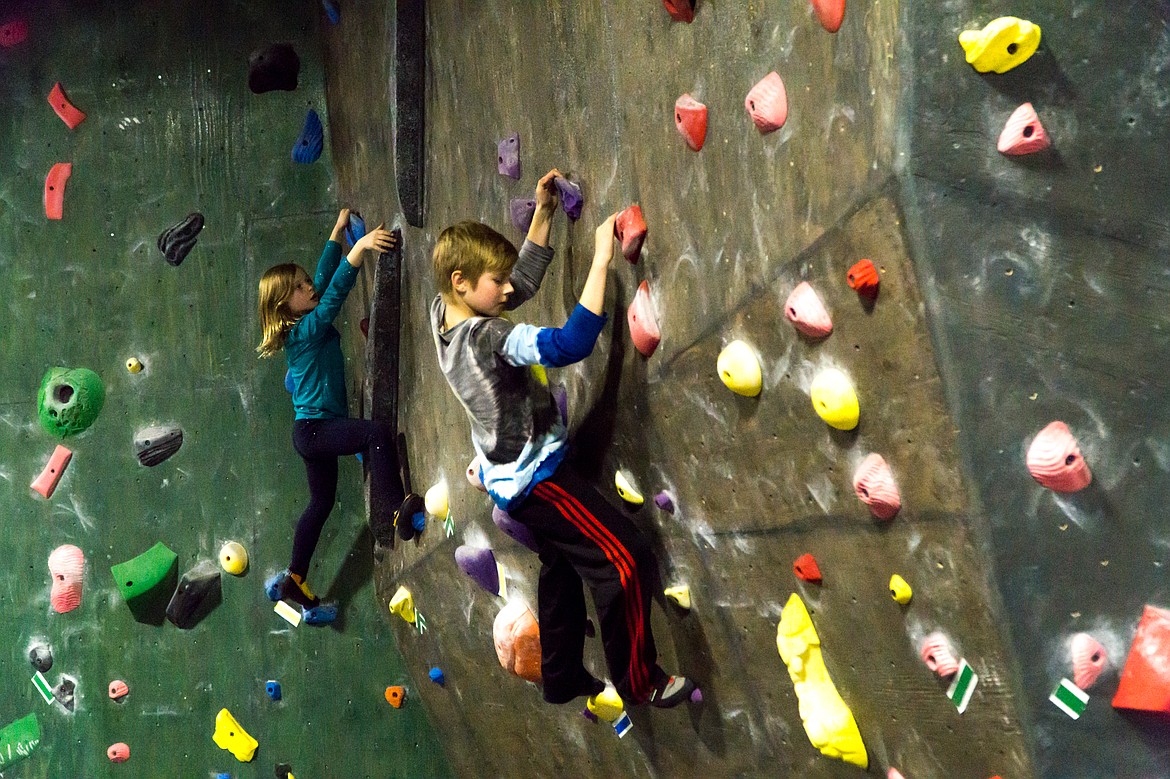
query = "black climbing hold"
xmin=134 ymin=425 xmax=183 ymax=467
xmin=54 ymin=677 xmax=76 ymax=712
xmin=275 ymin=763 xmax=293 ymax=779
xmin=28 ymin=645 xmax=52 ymax=673
xmin=248 ymin=44 xmax=300 ymax=94
xmin=291 ymin=109 xmax=324 ymax=164
xmin=157 ymin=213 xmax=205 ymax=266
xmin=166 ymin=560 xmax=222 ymax=630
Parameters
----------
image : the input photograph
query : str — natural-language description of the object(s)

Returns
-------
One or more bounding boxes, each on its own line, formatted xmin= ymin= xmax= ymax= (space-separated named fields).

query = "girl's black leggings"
xmin=289 ymin=417 xmax=404 ymax=577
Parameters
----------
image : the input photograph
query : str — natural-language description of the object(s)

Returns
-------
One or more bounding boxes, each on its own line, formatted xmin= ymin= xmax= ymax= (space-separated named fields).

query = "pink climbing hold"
xmin=0 ymin=19 xmax=28 ymax=48
xmin=615 ymin=205 xmax=647 ymax=264
xmin=108 ymin=679 xmax=129 ymax=700
xmin=493 ymin=600 xmax=542 ymax=683
xmin=48 ymin=544 xmax=85 ymax=614
xmin=997 ymin=103 xmax=1050 ymax=156
xmin=674 ymin=94 xmax=708 ymax=152
xmin=920 ymin=632 xmax=960 ymax=678
xmin=888 ymin=770 xmax=907 ymax=779
xmin=107 ymin=742 xmax=130 ymax=763
xmin=44 ymin=162 xmax=72 ymax=220
xmin=745 ymin=72 xmax=788 ymax=133
xmin=852 ymin=453 xmax=901 ymax=520
xmin=48 ymin=83 xmax=87 ymax=130
xmin=465 ymin=458 xmax=486 ymax=492
xmin=1026 ymin=421 xmax=1091 ymax=493
xmin=627 ymin=280 xmax=661 ymax=358
xmin=31 ymin=445 xmax=72 ymax=499
xmin=1070 ymin=632 xmax=1109 ymax=691
xmin=810 ymin=0 xmax=845 ymax=32
xmin=784 ymin=282 xmax=833 ymax=339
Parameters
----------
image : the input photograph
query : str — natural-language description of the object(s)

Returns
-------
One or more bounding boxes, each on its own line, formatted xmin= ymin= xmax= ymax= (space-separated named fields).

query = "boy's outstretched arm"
xmin=525 ymin=168 xmax=560 ymax=248
xmin=506 ymin=169 xmax=561 ymax=310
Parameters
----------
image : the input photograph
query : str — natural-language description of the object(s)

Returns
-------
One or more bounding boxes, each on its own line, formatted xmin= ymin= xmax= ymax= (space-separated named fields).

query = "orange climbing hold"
xmin=745 ymin=72 xmax=788 ymax=133
xmin=107 ymin=743 xmax=130 ymax=763
xmin=997 ymin=103 xmax=1050 ymax=156
xmin=615 ymin=205 xmax=647 ymax=263
xmin=44 ymin=163 xmax=72 ymax=220
xmin=852 ymin=453 xmax=901 ymax=520
xmin=47 ymin=83 xmax=86 ymax=130
xmin=846 ymin=259 xmax=879 ymax=298
xmin=31 ymin=445 xmax=72 ymax=499
xmin=784 ymin=282 xmax=833 ymax=339
xmin=661 ymin=0 xmax=695 ymax=23
xmin=793 ymin=553 xmax=823 ymax=583
xmin=1113 ymin=605 xmax=1170 ymax=714
xmin=493 ymin=600 xmax=542 ymax=683
xmin=810 ymin=0 xmax=845 ymax=32
xmin=627 ymin=280 xmax=661 ymax=358
xmin=674 ymin=94 xmax=708 ymax=152
xmin=384 ymin=685 xmax=406 ymax=708
xmin=1026 ymin=421 xmax=1091 ymax=493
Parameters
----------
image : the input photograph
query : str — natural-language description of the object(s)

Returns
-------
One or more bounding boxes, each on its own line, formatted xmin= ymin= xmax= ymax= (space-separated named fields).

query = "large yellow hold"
xmin=717 ymin=340 xmax=762 ymax=397
xmin=959 ymin=16 xmax=1041 ymax=74
xmin=810 ymin=369 xmax=859 ymax=430
xmin=388 ymin=586 xmax=417 ymax=624
xmin=212 ymin=708 xmax=258 ymax=762
xmin=776 ymin=594 xmax=868 ymax=769
xmin=586 ymin=687 xmax=625 ymax=722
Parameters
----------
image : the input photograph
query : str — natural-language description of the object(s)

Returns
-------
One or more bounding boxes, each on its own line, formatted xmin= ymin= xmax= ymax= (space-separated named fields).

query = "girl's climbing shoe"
xmin=265 ymin=570 xmax=289 ymax=602
xmin=395 ymin=493 xmax=426 ymax=541
xmin=278 ymin=573 xmax=321 ymax=610
xmin=302 ymin=602 xmax=338 ymax=626
xmin=648 ymin=675 xmax=697 ymax=708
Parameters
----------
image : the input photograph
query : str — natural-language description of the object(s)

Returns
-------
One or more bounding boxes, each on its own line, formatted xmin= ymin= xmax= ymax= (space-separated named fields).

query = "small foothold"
xmin=38 ymin=367 xmax=105 ymax=438
xmin=384 ymin=685 xmax=406 ymax=708
xmin=810 ymin=368 xmax=859 ymax=430
xmin=218 ymin=542 xmax=248 ymax=576
xmin=846 ymin=259 xmax=880 ymax=298
xmin=248 ymin=43 xmax=300 ymax=93
xmin=44 ymin=162 xmax=72 ymax=221
xmin=28 ymin=645 xmax=53 ymax=673
xmin=661 ymin=0 xmax=695 ymax=22
xmin=920 ymin=632 xmax=960 ymax=678
xmin=125 ymin=357 xmax=143 ymax=373
xmin=134 ymin=425 xmax=184 ymax=467
xmin=108 ymin=680 xmax=129 ymax=701
xmin=388 ymin=586 xmax=417 ymax=625
xmin=429 ymin=667 xmax=445 ymax=686
xmin=745 ymin=72 xmax=788 ymax=133
xmin=48 ymin=544 xmax=85 ymax=614
xmin=0 ymin=19 xmax=29 ymax=47
xmin=291 ymin=109 xmax=324 ymax=164
xmin=157 ymin=212 xmax=205 ymax=266
xmin=1026 ymin=421 xmax=1091 ymax=492
xmin=265 ymin=681 xmax=282 ymax=702
xmin=958 ymin=16 xmax=1041 ymax=74
xmin=888 ymin=574 xmax=913 ymax=605
xmin=54 ymin=677 xmax=76 ymax=711
xmin=212 ymin=708 xmax=259 ymax=763
xmin=509 ymin=198 xmax=537 ymax=233
xmin=321 ymin=0 xmax=340 ymax=24
xmin=614 ymin=470 xmax=644 ymax=506
xmin=1070 ymin=633 xmax=1109 ymax=691
xmin=48 ymin=83 xmax=86 ymax=129
xmin=627 ymin=280 xmax=661 ymax=358
xmin=852 ymin=453 xmax=901 ymax=520
xmin=107 ymin=742 xmax=130 ymax=763
xmin=784 ymin=282 xmax=833 ymax=338
xmin=614 ymin=205 xmax=647 ymax=263
xmin=810 ymin=0 xmax=845 ymax=32
xmin=497 ymin=132 xmax=520 ymax=179
xmin=344 ymin=211 xmax=366 ymax=247
xmin=31 ymin=445 xmax=73 ymax=499
xmin=674 ymin=94 xmax=708 ymax=151
xmin=888 ymin=770 xmax=907 ymax=779
xmin=493 ymin=600 xmax=542 ymax=683
xmin=998 ymin=103 xmax=1050 ymax=156
xmin=275 ymin=764 xmax=294 ymax=779
xmin=554 ymin=177 xmax=584 ymax=221
xmin=717 ymin=340 xmax=763 ymax=397
xmin=466 ymin=458 xmax=486 ymax=492
xmin=455 ymin=545 xmax=503 ymax=596
xmin=359 ymin=317 xmax=369 ymax=339
xmin=492 ymin=505 xmax=540 ymax=552
xmin=654 ymin=491 xmax=675 ymax=513
xmin=793 ymin=553 xmax=823 ymax=583
xmin=1113 ymin=605 xmax=1170 ymax=713
xmin=690 ymin=687 xmax=703 ymax=703
xmin=664 ymin=585 xmax=691 ymax=610
xmin=166 ymin=560 xmax=223 ymax=629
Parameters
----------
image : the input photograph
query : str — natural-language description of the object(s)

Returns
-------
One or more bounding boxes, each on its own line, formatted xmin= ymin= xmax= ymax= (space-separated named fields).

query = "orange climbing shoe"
xmin=648 ymin=675 xmax=697 ymax=708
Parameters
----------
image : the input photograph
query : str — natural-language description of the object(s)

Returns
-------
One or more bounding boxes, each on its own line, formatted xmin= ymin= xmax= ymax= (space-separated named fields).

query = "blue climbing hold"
xmin=429 ymin=667 xmax=445 ymax=686
xmin=411 ymin=511 xmax=427 ymax=532
xmin=303 ymin=602 xmax=337 ymax=625
xmin=291 ymin=109 xmax=324 ymax=164
xmin=322 ymin=0 xmax=340 ymax=24
xmin=264 ymin=570 xmax=288 ymax=602
xmin=284 ymin=369 xmax=296 ymax=394
xmin=216 ymin=774 xmax=231 ymax=779
xmin=266 ymin=680 xmax=282 ymax=701
xmin=344 ymin=211 xmax=366 ymax=248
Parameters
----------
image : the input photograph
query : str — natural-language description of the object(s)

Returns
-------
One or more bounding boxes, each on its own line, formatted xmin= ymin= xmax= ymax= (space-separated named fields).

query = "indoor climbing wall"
xmin=0 ymin=1 xmax=446 ymax=776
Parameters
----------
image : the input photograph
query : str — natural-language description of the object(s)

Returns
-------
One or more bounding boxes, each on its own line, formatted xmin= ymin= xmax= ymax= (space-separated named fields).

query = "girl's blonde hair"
xmin=432 ymin=221 xmax=518 ymax=294
xmin=256 ymin=263 xmax=305 ymax=358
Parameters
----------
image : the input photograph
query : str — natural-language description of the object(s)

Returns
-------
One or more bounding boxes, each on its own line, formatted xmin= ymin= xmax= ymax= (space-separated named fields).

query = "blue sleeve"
xmin=312 ymin=240 xmax=343 ymax=291
xmin=294 ymin=255 xmax=359 ymax=341
xmin=500 ymin=305 xmax=607 ymax=368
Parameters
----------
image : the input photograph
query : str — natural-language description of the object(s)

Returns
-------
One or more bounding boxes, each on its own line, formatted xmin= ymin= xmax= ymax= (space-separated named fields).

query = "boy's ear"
xmin=450 ymin=269 xmax=468 ymax=293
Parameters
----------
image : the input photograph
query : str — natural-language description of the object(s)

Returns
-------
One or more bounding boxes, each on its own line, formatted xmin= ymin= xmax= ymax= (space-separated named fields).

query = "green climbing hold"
xmin=111 ymin=542 xmax=179 ymax=625
xmin=0 ymin=713 xmax=41 ymax=771
xmin=36 ymin=367 xmax=105 ymax=437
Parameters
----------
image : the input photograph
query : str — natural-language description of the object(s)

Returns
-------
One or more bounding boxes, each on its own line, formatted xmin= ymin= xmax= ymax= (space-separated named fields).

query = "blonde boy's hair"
xmin=432 ymin=221 xmax=518 ymax=295
xmin=256 ymin=263 xmax=305 ymax=358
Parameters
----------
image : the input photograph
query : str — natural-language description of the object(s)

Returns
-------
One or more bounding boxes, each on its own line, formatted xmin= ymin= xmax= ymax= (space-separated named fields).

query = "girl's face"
xmin=286 ymin=269 xmax=318 ymax=315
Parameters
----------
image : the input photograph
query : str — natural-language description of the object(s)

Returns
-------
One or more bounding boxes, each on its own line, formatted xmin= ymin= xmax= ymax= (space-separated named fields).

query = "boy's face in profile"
xmin=460 ymin=270 xmax=514 ymax=317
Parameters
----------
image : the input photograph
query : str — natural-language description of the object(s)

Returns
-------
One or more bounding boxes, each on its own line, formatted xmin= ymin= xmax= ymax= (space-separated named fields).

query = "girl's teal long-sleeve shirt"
xmin=285 ymin=240 xmax=358 ymax=420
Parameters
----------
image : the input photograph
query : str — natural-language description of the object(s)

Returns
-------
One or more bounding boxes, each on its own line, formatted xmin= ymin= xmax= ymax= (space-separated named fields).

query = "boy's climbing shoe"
xmin=369 ymin=511 xmax=396 ymax=552
xmin=395 ymin=493 xmax=426 ymax=542
xmin=279 ymin=573 xmax=321 ymax=610
xmin=302 ymin=602 xmax=338 ymax=626
xmin=648 ymin=675 xmax=696 ymax=708
xmin=264 ymin=570 xmax=289 ymax=602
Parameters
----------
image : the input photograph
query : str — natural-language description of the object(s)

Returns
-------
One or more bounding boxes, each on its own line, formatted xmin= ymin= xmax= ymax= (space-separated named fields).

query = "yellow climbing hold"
xmin=388 ymin=586 xmax=417 ymax=625
xmin=959 ymin=16 xmax=1041 ymax=74
xmin=776 ymin=593 xmax=868 ymax=769
xmin=889 ymin=574 xmax=913 ymax=605
xmin=717 ymin=340 xmax=762 ymax=397
xmin=217 ymin=541 xmax=248 ymax=575
xmin=810 ymin=368 xmax=859 ymax=430
xmin=586 ymin=687 xmax=625 ymax=722
xmin=664 ymin=585 xmax=692 ymax=610
xmin=424 ymin=482 xmax=449 ymax=519
xmin=614 ymin=470 xmax=644 ymax=506
xmin=212 ymin=708 xmax=258 ymax=763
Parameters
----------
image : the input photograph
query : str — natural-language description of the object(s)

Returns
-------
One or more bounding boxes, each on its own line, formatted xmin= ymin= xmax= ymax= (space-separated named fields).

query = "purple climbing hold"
xmin=582 ymin=709 xmax=598 ymax=722
xmin=454 ymin=545 xmax=501 ymax=595
xmin=690 ymin=687 xmax=703 ymax=703
xmin=509 ymin=198 xmax=536 ymax=233
xmin=550 ymin=382 xmax=568 ymax=425
xmin=497 ymin=132 xmax=520 ymax=179
xmin=492 ymin=505 xmax=539 ymax=552
xmin=554 ymin=177 xmax=583 ymax=221
xmin=654 ymin=491 xmax=675 ymax=513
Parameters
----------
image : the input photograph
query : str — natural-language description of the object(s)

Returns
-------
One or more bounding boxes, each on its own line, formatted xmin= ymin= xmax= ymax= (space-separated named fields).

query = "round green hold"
xmin=37 ymin=367 xmax=106 ymax=438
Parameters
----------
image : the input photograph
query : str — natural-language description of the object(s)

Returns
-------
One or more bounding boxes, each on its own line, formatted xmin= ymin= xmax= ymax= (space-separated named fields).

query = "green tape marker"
xmin=415 ymin=612 xmax=428 ymax=635
xmin=444 ymin=510 xmax=455 ymax=538
xmin=31 ymin=672 xmax=53 ymax=705
xmin=946 ymin=659 xmax=978 ymax=714
xmin=1050 ymin=677 xmax=1089 ymax=720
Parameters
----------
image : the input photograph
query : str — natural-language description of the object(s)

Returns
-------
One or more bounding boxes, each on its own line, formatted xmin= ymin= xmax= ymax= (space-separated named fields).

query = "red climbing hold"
xmin=997 ymin=102 xmax=1050 ymax=156
xmin=1026 ymin=421 xmax=1091 ymax=493
xmin=793 ymin=553 xmax=822 ymax=583
xmin=0 ymin=19 xmax=27 ymax=48
xmin=810 ymin=0 xmax=845 ymax=32
xmin=745 ymin=72 xmax=788 ymax=133
xmin=31 ymin=445 xmax=72 ymax=499
xmin=784 ymin=282 xmax=833 ymax=339
xmin=1113 ymin=605 xmax=1170 ymax=714
xmin=674 ymin=94 xmax=708 ymax=152
xmin=615 ymin=205 xmax=647 ymax=264
xmin=48 ymin=83 xmax=86 ymax=130
xmin=44 ymin=163 xmax=71 ymax=220
xmin=661 ymin=0 xmax=695 ymax=23
xmin=847 ymin=259 xmax=880 ymax=298
xmin=107 ymin=743 xmax=130 ymax=763
xmin=359 ymin=317 xmax=369 ymax=339
xmin=627 ymin=280 xmax=661 ymax=358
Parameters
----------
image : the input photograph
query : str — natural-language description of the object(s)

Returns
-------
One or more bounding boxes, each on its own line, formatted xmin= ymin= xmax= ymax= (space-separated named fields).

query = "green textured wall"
xmin=0 ymin=1 xmax=447 ymax=776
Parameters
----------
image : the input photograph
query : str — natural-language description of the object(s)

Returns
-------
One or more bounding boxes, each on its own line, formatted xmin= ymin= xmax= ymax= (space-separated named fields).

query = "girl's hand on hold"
xmin=355 ymin=224 xmax=396 ymax=254
xmin=334 ymin=208 xmax=351 ymax=232
xmin=535 ymin=169 xmax=561 ymax=212
xmin=592 ymin=213 xmax=618 ymax=267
